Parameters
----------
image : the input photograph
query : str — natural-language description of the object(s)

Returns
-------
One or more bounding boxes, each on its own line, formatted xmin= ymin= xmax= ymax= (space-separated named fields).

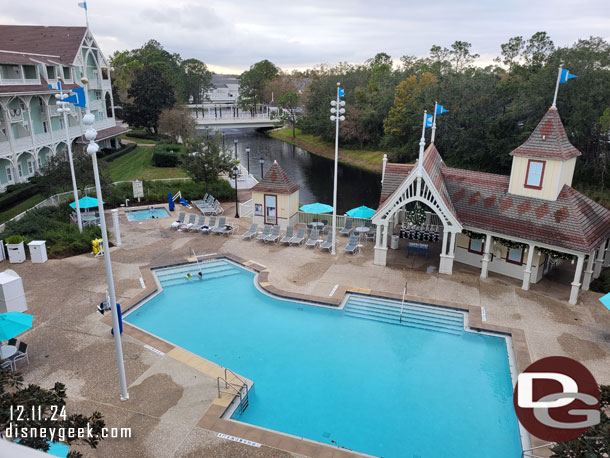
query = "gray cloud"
xmin=2 ymin=0 xmax=609 ymax=72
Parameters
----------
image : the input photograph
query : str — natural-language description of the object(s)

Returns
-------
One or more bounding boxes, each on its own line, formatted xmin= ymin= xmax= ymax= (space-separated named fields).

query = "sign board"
xmin=132 ymin=180 xmax=144 ymax=199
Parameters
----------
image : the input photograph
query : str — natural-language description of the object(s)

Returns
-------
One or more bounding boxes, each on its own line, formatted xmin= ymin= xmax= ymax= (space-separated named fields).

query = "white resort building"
xmin=0 ymin=25 xmax=126 ymax=192
xmin=374 ymin=106 xmax=610 ymax=305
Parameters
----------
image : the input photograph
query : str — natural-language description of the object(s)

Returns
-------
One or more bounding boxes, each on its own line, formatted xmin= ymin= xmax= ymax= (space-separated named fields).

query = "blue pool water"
xmin=125 ymin=207 xmax=170 ymax=221
xmin=125 ymin=260 xmax=523 ymax=458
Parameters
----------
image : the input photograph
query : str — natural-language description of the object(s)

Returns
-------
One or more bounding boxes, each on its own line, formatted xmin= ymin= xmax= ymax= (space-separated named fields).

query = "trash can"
xmin=390 ymin=234 xmax=399 ymax=250
xmin=28 ymin=240 xmax=48 ymax=264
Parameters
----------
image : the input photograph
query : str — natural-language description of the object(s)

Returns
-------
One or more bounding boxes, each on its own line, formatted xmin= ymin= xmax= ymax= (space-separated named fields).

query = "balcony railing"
xmin=48 ymin=105 xmax=59 ymax=116
xmin=88 ymin=79 xmax=101 ymax=90
xmin=90 ymin=99 xmax=103 ymax=111
xmin=8 ymin=109 xmax=23 ymax=123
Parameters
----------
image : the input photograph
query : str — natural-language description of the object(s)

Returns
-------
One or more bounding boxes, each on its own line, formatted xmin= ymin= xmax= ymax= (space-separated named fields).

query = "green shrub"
xmin=125 ymin=130 xmax=169 ymax=141
xmin=0 ymin=204 xmax=103 ymax=259
xmin=0 ymin=184 xmax=40 ymax=212
xmin=102 ymin=144 xmax=137 ymax=163
xmin=152 ymin=145 xmax=182 ymax=167
xmin=5 ymin=235 xmax=24 ymax=244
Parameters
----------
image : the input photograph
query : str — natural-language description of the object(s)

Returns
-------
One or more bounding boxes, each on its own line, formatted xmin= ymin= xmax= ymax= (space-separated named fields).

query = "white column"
xmin=593 ymin=242 xmax=606 ymax=278
xmin=381 ymin=222 xmax=389 ymax=247
xmin=373 ymin=223 xmax=388 ymax=266
xmin=582 ymin=252 xmax=595 ymax=291
xmin=480 ymin=233 xmax=492 ymax=279
xmin=602 ymin=238 xmax=610 ymax=268
xmin=440 ymin=230 xmax=457 ymax=275
xmin=569 ymin=254 xmax=585 ymax=305
xmin=522 ymin=244 xmax=536 ymax=290
xmin=111 ymin=209 xmax=121 ymax=247
xmin=448 ymin=231 xmax=457 ymax=256
xmin=441 ymin=228 xmax=449 ymax=256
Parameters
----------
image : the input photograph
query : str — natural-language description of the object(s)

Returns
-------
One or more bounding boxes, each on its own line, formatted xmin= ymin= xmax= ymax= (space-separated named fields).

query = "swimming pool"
xmin=125 ymin=207 xmax=170 ymax=221
xmin=125 ymin=259 xmax=523 ymax=458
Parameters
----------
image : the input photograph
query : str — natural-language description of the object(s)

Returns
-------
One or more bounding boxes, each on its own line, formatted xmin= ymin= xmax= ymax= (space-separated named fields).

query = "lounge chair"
xmin=256 ymin=225 xmax=272 ymax=241
xmin=344 ymin=234 xmax=360 ymax=255
xmin=189 ymin=215 xmax=206 ymax=232
xmin=200 ymin=216 xmax=216 ymax=234
xmin=242 ymin=223 xmax=258 ymax=240
xmin=280 ymin=226 xmax=294 ymax=244
xmin=179 ymin=213 xmax=196 ymax=231
xmin=8 ymin=338 xmax=17 ymax=346
xmin=340 ymin=218 xmax=354 ymax=236
xmin=319 ymin=233 xmax=333 ymax=251
xmin=211 ymin=216 xmax=227 ymax=234
xmin=264 ymin=225 xmax=281 ymax=243
xmin=219 ymin=224 xmax=238 ymax=236
xmin=289 ymin=227 xmax=306 ymax=246
xmin=1 ymin=360 xmax=14 ymax=371
xmin=305 ymin=229 xmax=320 ymax=248
xmin=171 ymin=211 xmax=185 ymax=229
xmin=10 ymin=342 xmax=28 ymax=367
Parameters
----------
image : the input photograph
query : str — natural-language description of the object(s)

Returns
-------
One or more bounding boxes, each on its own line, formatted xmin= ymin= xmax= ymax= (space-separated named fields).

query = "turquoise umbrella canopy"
xmin=299 ymin=203 xmax=334 ymax=213
xmin=346 ymin=205 xmax=375 ymax=218
xmin=70 ymin=196 xmax=104 ymax=209
xmin=0 ymin=312 xmax=33 ymax=340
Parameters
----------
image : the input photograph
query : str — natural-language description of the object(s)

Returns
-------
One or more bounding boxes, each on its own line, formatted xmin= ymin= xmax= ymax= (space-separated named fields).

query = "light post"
xmin=233 ymin=138 xmax=238 ymax=160
xmin=80 ymin=76 xmax=129 ymax=401
xmin=233 ymin=165 xmax=240 ymax=218
xmin=329 ymin=82 xmax=346 ymax=255
xmin=259 ymin=156 xmax=265 ymax=179
xmin=55 ymin=80 xmax=82 ymax=232
xmin=246 ymin=147 xmax=250 ymax=175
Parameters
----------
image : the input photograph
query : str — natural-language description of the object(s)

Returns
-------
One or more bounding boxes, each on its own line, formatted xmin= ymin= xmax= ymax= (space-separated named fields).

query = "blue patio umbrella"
xmin=600 ymin=292 xmax=610 ymax=311
xmin=346 ymin=205 xmax=375 ymax=219
xmin=0 ymin=312 xmax=33 ymax=341
xmin=299 ymin=203 xmax=334 ymax=213
xmin=69 ymin=196 xmax=104 ymax=210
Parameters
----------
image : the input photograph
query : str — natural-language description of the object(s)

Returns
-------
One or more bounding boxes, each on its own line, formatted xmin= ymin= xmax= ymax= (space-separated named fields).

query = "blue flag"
xmin=78 ymin=2 xmax=87 ymax=10
xmin=436 ymin=104 xmax=449 ymax=115
xmin=425 ymin=114 xmax=433 ymax=128
xmin=64 ymin=87 xmax=87 ymax=108
xmin=338 ymin=87 xmax=345 ymax=98
xmin=559 ymin=68 xmax=577 ymax=83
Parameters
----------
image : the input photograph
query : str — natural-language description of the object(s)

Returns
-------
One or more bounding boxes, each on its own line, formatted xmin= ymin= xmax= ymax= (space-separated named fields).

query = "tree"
xmin=181 ymin=59 xmax=212 ymax=117
xmin=274 ymin=92 xmax=300 ymax=139
xmin=180 ymin=136 xmax=234 ymax=192
xmin=0 ymin=367 xmax=105 ymax=458
xmin=550 ymin=385 xmax=609 ymax=457
xmin=499 ymin=36 xmax=525 ymax=69
xmin=238 ymin=60 xmax=280 ymax=109
xmin=524 ymin=32 xmax=555 ymax=68
xmin=122 ymin=66 xmax=175 ymax=133
xmin=158 ymin=108 xmax=197 ymax=143
xmin=37 ymin=149 xmax=109 ymax=196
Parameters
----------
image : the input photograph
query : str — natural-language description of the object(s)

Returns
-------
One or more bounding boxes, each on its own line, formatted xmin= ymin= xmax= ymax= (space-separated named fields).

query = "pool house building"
xmin=374 ymin=106 xmax=610 ymax=304
xmin=0 ymin=25 xmax=126 ymax=192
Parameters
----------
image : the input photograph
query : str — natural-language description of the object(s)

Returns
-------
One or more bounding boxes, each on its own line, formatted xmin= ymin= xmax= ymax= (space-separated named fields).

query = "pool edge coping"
xmin=110 ymin=251 xmax=540 ymax=458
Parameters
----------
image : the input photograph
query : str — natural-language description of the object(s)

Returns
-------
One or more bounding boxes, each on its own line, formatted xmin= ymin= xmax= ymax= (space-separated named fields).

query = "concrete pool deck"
xmin=8 ymin=205 xmax=610 ymax=457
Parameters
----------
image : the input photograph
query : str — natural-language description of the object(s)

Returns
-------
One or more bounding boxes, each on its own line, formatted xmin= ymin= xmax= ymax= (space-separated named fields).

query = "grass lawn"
xmin=105 ymin=145 xmax=187 ymax=181
xmin=269 ymin=128 xmax=386 ymax=172
xmin=0 ymin=194 xmax=46 ymax=223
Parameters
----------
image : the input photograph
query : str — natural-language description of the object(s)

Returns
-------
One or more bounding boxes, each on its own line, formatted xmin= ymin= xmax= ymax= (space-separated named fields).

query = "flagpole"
xmin=331 ymin=83 xmax=340 ymax=256
xmin=417 ymin=110 xmax=427 ymax=176
xmin=552 ymin=64 xmax=563 ymax=108
xmin=431 ymin=102 xmax=438 ymax=143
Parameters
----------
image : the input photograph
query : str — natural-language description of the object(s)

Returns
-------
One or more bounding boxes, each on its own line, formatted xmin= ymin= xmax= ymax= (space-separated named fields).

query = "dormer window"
xmin=524 ymin=159 xmax=545 ymax=189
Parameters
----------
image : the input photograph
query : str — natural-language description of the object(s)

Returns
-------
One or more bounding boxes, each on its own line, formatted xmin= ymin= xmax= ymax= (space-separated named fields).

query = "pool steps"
xmin=344 ymin=295 xmax=464 ymax=335
xmin=155 ymin=261 xmax=240 ymax=287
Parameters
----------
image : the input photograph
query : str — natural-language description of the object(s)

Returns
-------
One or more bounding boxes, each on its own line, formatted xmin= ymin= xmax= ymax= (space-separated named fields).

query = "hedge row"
xmin=101 ymin=143 xmax=137 ymax=163
xmin=152 ymin=144 xmax=183 ymax=167
xmin=0 ymin=183 xmax=40 ymax=212
xmin=124 ymin=130 xmax=169 ymax=141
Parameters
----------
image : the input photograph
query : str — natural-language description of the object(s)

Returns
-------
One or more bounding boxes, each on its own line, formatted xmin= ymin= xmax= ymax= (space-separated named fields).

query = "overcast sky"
xmin=1 ymin=1 xmax=609 ymax=73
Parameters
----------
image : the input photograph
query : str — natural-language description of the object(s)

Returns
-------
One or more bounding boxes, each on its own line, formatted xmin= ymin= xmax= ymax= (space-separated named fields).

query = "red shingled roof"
xmin=252 ymin=161 xmax=300 ymax=194
xmin=379 ymin=163 xmax=413 ymax=207
xmin=76 ymin=125 xmax=128 ymax=144
xmin=0 ymin=25 xmax=87 ymax=65
xmin=510 ymin=107 xmax=581 ymax=160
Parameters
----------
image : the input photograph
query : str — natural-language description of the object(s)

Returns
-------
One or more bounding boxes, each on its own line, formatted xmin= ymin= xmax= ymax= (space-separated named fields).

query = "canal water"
xmin=210 ymin=129 xmax=382 ymax=214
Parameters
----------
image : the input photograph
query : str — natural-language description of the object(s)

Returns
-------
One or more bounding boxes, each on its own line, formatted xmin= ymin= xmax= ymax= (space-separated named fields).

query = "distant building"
xmin=206 ymin=74 xmax=239 ymax=104
xmin=0 ymin=25 xmax=126 ymax=192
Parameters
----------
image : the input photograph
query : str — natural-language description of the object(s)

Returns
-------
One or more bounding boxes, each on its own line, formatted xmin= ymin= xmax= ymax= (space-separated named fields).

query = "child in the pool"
xmin=198 ymin=272 xmax=203 ymax=279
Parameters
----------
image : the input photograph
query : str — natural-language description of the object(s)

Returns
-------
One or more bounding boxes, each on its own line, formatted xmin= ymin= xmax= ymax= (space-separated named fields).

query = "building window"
xmin=46 ymin=65 xmax=56 ymax=79
xmin=17 ymin=164 xmax=23 ymax=177
xmin=27 ymin=160 xmax=34 ymax=175
xmin=59 ymin=118 xmax=65 ymax=129
xmin=42 ymin=121 xmax=48 ymax=133
xmin=6 ymin=167 xmax=13 ymax=182
xmin=95 ymin=91 xmax=102 ymax=100
xmin=37 ymin=157 xmax=42 ymax=168
xmin=506 ymin=247 xmax=524 ymax=265
xmin=63 ymin=66 xmax=72 ymax=80
xmin=468 ymin=237 xmax=484 ymax=254
xmin=524 ymin=159 xmax=545 ymax=189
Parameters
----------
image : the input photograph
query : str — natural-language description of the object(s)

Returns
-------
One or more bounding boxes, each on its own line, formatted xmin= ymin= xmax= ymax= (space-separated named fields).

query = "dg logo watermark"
xmin=513 ymin=356 xmax=600 ymax=442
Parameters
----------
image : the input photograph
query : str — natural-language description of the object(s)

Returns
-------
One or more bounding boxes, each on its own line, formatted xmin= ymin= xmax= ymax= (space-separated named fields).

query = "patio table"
xmin=0 ymin=345 xmax=17 ymax=360
xmin=355 ymin=226 xmax=370 ymax=241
